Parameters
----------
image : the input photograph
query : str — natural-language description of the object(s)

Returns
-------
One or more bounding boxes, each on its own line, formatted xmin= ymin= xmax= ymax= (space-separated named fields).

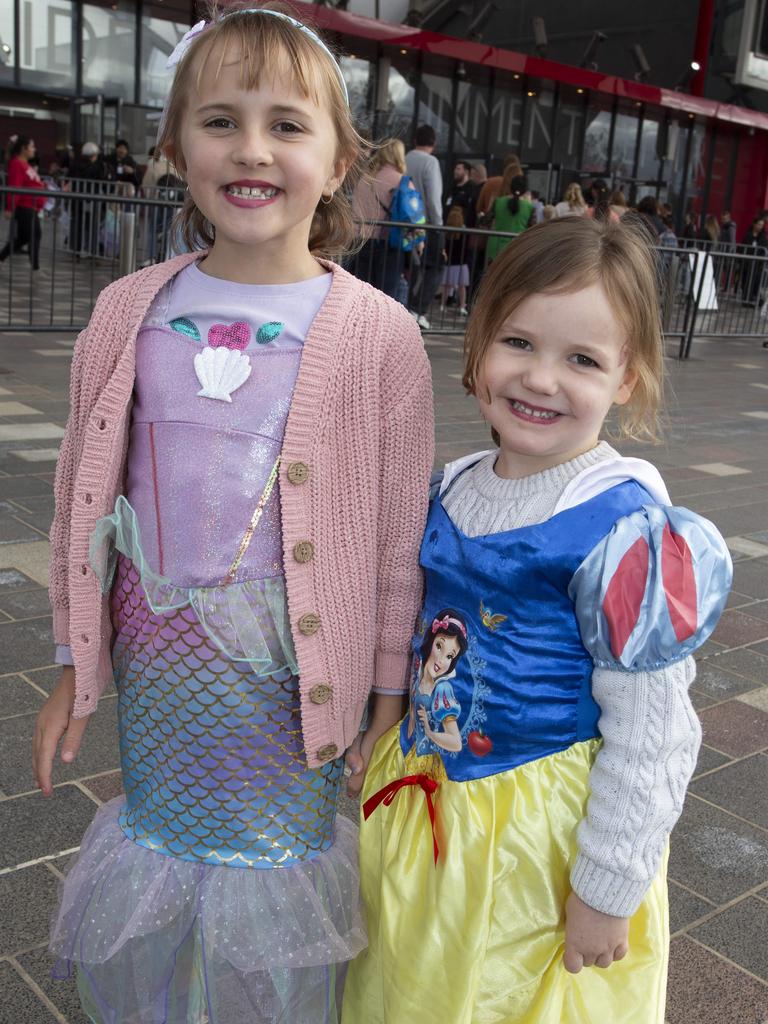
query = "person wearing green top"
xmin=486 ymin=174 xmax=533 ymax=264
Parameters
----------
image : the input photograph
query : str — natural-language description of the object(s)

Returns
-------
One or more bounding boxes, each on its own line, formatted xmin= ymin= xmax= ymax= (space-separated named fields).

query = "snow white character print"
xmin=407 ymin=609 xmax=468 ymax=755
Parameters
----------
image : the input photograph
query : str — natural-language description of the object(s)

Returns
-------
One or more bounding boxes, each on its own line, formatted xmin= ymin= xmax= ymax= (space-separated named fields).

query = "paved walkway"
xmin=0 ymin=323 xmax=766 ymax=1023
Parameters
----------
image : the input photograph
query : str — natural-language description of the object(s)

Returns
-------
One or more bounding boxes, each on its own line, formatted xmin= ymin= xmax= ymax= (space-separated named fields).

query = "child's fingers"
xmin=60 ymin=716 xmax=89 ymax=763
xmin=345 ymin=736 xmax=364 ymax=797
xmin=562 ymin=946 xmax=584 ymax=974
xmin=595 ymin=951 xmax=614 ymax=968
xmin=34 ymin=723 xmax=65 ymax=797
xmin=613 ymin=942 xmax=629 ymax=962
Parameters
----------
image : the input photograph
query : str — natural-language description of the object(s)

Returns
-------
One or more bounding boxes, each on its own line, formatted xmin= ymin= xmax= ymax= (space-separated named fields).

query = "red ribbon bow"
xmin=363 ymin=773 xmax=440 ymax=864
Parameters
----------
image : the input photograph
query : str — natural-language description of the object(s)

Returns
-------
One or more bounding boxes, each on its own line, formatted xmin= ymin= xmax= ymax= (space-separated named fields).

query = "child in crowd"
xmin=32 ymin=5 xmax=433 ymax=1022
xmin=343 ymin=217 xmax=731 ymax=1023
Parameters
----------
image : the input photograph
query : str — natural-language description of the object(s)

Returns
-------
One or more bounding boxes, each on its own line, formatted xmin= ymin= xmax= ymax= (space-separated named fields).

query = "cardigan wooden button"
xmin=298 ymin=613 xmax=320 ymax=635
xmin=309 ymin=684 xmax=332 ymax=705
xmin=84 ymin=493 xmax=93 ymax=505
xmin=317 ymin=743 xmax=338 ymax=761
xmin=287 ymin=461 xmax=309 ymax=485
xmin=293 ymin=540 xmax=314 ymax=564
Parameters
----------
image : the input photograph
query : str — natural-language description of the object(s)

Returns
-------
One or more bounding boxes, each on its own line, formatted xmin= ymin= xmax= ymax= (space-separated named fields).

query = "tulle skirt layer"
xmin=51 ymin=797 xmax=366 ymax=1024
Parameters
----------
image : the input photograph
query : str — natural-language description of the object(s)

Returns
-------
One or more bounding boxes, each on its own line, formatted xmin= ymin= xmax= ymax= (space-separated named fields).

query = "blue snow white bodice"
xmin=400 ymin=471 xmax=732 ymax=784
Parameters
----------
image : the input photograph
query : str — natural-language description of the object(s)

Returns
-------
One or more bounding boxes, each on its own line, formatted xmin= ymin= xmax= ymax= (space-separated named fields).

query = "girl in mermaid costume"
xmin=32 ymin=5 xmax=433 ymax=1021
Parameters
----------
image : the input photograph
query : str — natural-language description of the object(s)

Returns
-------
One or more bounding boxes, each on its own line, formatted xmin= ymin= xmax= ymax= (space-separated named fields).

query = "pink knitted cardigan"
xmin=49 ymin=253 xmax=434 ymax=768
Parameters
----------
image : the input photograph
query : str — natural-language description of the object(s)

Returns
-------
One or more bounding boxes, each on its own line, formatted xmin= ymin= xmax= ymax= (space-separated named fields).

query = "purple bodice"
xmin=125 ymin=325 xmax=301 ymax=587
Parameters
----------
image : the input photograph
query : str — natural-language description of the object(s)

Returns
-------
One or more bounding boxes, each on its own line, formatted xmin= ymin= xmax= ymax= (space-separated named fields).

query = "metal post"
xmin=119 ymin=210 xmax=136 ymax=277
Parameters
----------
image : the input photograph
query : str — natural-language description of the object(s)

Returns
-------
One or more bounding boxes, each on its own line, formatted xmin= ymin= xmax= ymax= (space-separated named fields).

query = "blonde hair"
xmin=463 ymin=218 xmax=664 ymax=442
xmin=157 ymin=0 xmax=366 ymax=257
xmin=369 ymin=138 xmax=406 ymax=176
xmin=563 ymin=182 xmax=586 ymax=209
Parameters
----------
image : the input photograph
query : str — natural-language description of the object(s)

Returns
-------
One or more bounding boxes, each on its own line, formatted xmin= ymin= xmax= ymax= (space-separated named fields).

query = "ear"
xmin=613 ymin=364 xmax=638 ymax=407
xmin=162 ymin=142 xmax=185 ymax=176
xmin=324 ymin=154 xmax=350 ymax=197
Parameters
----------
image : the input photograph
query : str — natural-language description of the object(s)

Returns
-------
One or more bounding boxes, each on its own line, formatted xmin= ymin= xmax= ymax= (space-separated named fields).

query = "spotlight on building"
xmin=579 ymin=31 xmax=607 ymax=71
xmin=0 ymin=38 xmax=11 ymax=65
xmin=631 ymin=44 xmax=651 ymax=83
xmin=532 ymin=17 xmax=548 ymax=58
xmin=456 ymin=61 xmax=467 ymax=80
xmin=674 ymin=60 xmax=701 ymax=91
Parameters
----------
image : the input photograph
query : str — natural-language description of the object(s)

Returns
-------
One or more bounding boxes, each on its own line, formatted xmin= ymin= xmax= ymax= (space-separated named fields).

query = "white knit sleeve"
xmin=570 ymin=656 xmax=700 ymax=917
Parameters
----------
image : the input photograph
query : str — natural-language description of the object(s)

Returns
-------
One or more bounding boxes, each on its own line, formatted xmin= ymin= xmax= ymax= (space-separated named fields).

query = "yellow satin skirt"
xmin=342 ymin=726 xmax=669 ymax=1024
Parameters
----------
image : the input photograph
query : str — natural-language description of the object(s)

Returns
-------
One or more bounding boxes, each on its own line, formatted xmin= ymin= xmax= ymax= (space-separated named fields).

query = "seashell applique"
xmin=194 ymin=346 xmax=251 ymax=402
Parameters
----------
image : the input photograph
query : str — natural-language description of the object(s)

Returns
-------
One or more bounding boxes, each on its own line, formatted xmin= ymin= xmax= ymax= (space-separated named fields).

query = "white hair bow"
xmin=166 ymin=20 xmax=207 ymax=70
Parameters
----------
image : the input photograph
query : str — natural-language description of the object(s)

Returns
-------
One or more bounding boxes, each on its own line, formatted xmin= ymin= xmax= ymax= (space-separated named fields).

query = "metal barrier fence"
xmin=1 ymin=185 xmax=766 ymax=356
xmin=0 ymin=183 xmax=183 ymax=332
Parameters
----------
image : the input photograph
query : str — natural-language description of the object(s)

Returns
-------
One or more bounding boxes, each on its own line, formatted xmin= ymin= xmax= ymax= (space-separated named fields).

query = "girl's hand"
xmin=32 ymin=667 xmax=90 ymax=797
xmin=563 ymin=891 xmax=629 ymax=974
xmin=345 ymin=693 xmax=406 ymax=798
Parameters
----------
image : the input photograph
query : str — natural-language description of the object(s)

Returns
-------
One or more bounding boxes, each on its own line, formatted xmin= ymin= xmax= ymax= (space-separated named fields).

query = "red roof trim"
xmin=294 ymin=1 xmax=768 ymax=132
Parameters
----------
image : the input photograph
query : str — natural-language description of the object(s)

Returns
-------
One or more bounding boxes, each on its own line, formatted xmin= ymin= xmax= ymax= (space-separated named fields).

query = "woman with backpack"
xmin=350 ymin=138 xmax=410 ymax=304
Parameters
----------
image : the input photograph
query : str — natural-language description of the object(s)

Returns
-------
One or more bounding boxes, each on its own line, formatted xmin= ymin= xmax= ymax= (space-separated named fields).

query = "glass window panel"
xmin=140 ymin=12 xmax=189 ymax=107
xmin=610 ymin=105 xmax=638 ymax=179
xmin=521 ymin=87 xmax=554 ymax=163
xmin=662 ymin=118 xmax=689 ymax=217
xmin=582 ymin=98 xmax=612 ymax=173
xmin=82 ymin=1 xmax=137 ymax=101
xmin=340 ymin=56 xmax=373 ymax=135
xmin=377 ymin=57 xmax=415 ymax=143
xmin=636 ymin=114 xmax=661 ymax=180
xmin=418 ymin=73 xmax=452 ymax=154
xmin=685 ymin=118 xmax=708 ymax=218
xmin=18 ymin=0 xmax=76 ymax=91
xmin=488 ymin=75 xmax=523 ymax=169
xmin=0 ymin=2 xmax=15 ymax=84
xmin=553 ymin=87 xmax=586 ymax=168
xmin=453 ymin=68 xmax=491 ymax=154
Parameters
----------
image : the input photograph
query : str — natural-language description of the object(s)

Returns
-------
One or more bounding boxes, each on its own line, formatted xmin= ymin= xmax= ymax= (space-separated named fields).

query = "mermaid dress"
xmin=51 ymin=267 xmax=365 ymax=1024
xmin=343 ymin=460 xmax=731 ymax=1024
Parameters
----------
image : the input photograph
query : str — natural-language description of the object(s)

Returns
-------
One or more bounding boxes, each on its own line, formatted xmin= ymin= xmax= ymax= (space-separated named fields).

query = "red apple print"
xmin=467 ymin=729 xmax=493 ymax=757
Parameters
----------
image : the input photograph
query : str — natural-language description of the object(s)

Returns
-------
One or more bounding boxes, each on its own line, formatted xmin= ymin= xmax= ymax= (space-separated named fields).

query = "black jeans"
xmin=409 ymin=230 xmax=443 ymax=317
xmin=0 ymin=207 xmax=41 ymax=269
xmin=350 ymin=238 xmax=407 ymax=302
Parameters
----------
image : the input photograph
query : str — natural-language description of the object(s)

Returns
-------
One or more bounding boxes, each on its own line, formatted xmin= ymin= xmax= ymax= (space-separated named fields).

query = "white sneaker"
xmin=459 ymin=306 xmax=468 ymax=316
xmin=417 ymin=314 xmax=431 ymax=330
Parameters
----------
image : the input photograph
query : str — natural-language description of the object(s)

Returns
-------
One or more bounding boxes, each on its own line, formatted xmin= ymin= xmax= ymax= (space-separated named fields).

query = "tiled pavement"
xmin=0 ymin=320 xmax=766 ymax=1023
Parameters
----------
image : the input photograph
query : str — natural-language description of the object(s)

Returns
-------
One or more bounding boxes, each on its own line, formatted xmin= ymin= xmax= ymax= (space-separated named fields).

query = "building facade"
xmin=1 ymin=0 xmax=766 ymax=234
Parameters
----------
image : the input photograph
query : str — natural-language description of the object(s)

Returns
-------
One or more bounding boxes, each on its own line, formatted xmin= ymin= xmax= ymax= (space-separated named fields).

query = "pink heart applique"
xmin=207 ymin=321 xmax=251 ymax=351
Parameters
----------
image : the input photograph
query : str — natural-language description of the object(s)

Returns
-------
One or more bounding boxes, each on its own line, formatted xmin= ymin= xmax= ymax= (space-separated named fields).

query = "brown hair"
xmin=463 ymin=218 xmax=664 ymax=442
xmin=157 ymin=0 xmax=366 ymax=257
xmin=609 ymin=189 xmax=627 ymax=208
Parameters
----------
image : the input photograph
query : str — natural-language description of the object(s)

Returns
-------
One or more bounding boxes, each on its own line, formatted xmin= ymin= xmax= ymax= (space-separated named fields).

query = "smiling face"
xmin=477 ymin=284 xmax=637 ymax=479
xmin=172 ymin=46 xmax=344 ymax=278
xmin=424 ymin=633 xmax=461 ymax=684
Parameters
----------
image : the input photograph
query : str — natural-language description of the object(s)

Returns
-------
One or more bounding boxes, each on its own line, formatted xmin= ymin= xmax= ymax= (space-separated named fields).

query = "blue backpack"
xmin=387 ymin=176 xmax=427 ymax=252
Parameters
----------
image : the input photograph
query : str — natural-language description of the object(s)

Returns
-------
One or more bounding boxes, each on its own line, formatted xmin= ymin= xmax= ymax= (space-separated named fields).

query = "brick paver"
xmin=0 ymin=319 xmax=766 ymax=1022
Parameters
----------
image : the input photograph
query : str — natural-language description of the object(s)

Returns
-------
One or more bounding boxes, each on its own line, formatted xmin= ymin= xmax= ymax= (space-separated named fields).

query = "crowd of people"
xmin=348 ymin=128 xmax=768 ymax=325
xmin=1 ymin=135 xmax=184 ymax=265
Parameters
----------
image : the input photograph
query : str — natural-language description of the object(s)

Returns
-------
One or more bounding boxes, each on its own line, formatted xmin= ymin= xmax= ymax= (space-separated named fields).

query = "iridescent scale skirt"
xmin=51 ymin=537 xmax=365 ymax=1024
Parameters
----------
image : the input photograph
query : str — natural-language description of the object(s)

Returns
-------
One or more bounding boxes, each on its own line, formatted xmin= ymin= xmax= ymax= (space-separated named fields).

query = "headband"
xmin=166 ymin=8 xmax=349 ymax=104
xmin=431 ymin=615 xmax=467 ymax=639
